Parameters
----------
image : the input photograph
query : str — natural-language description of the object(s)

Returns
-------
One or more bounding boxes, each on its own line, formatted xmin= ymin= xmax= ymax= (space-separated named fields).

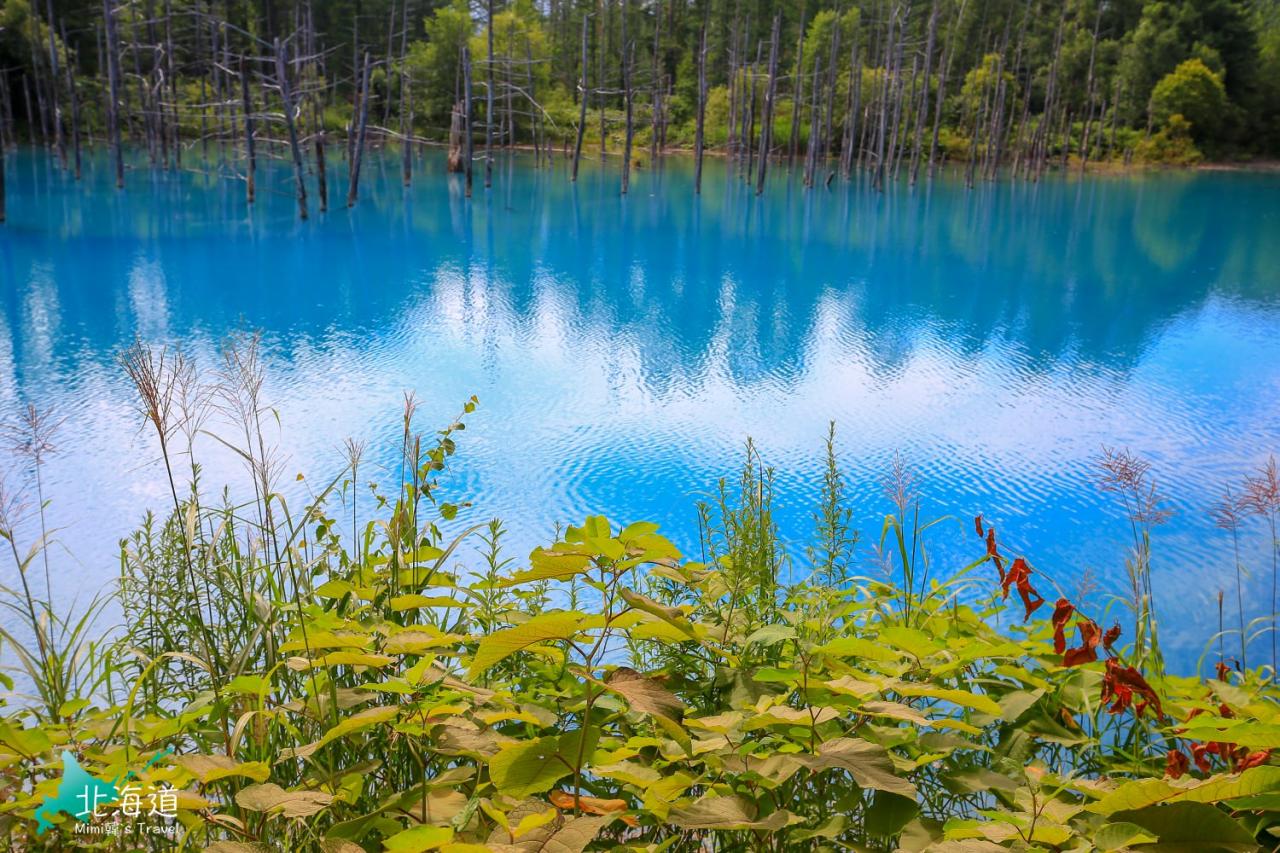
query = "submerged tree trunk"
xmin=694 ymin=24 xmax=706 ymax=195
xmin=103 ymin=0 xmax=124 ymax=188
xmin=788 ymin=5 xmax=806 ymax=163
xmin=62 ymin=21 xmax=81 ymax=181
xmin=620 ymin=0 xmax=633 ymax=195
xmin=910 ymin=0 xmax=939 ymax=185
xmin=348 ymin=52 xmax=372 ymax=207
xmin=572 ymin=13 xmax=589 ymax=181
xmin=463 ymin=45 xmax=474 ymax=197
xmin=274 ymin=37 xmax=309 ymax=220
xmin=316 ymin=135 xmax=329 ymax=212
xmin=756 ymin=15 xmax=780 ymax=196
xmin=241 ymin=60 xmax=256 ymax=205
xmin=485 ymin=0 xmax=495 ymax=188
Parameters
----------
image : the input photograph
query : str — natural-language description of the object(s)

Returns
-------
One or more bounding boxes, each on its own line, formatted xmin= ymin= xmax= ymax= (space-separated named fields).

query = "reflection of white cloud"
xmin=3 ymin=218 xmax=1279 ymax=671
xmin=22 ymin=263 xmax=60 ymax=370
xmin=0 ymin=308 xmax=15 ymax=410
xmin=127 ymin=256 xmax=170 ymax=339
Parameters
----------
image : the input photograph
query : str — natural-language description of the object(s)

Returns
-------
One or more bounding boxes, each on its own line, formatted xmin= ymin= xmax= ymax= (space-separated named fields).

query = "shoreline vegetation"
xmin=1 ymin=337 xmax=1279 ymax=850
xmin=2 ymin=0 xmax=1279 ymax=219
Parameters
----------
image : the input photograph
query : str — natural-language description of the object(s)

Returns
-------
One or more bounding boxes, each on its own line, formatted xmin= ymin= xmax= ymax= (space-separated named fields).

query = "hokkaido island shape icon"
xmin=33 ymin=748 xmax=173 ymax=834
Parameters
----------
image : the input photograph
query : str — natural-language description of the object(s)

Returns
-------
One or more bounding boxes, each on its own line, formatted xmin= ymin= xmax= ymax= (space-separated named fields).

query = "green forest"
xmin=1 ymin=0 xmax=1279 ymax=189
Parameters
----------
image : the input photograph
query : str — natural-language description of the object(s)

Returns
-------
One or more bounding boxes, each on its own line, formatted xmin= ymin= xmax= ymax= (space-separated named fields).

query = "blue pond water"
xmin=1 ymin=147 xmax=1278 ymax=674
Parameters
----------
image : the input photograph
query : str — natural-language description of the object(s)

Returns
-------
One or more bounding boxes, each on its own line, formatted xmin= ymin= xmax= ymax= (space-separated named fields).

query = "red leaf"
xmin=1063 ymin=621 xmax=1101 ymax=667
xmin=1165 ymin=749 xmax=1189 ymax=779
xmin=1102 ymin=623 xmax=1121 ymax=652
xmin=1051 ymin=598 xmax=1075 ymax=654
xmin=974 ymin=514 xmax=984 ymax=538
xmin=1191 ymin=742 xmax=1213 ymax=773
xmin=986 ymin=527 xmax=1005 ymax=582
xmin=1101 ymin=658 xmax=1164 ymax=720
xmin=1236 ymin=750 xmax=1270 ymax=771
xmin=1003 ymin=558 xmax=1044 ymax=621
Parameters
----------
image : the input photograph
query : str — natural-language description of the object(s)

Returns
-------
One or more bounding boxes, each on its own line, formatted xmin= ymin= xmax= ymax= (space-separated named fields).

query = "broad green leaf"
xmin=669 ymin=796 xmax=799 ymax=831
xmin=390 ymin=594 xmax=466 ymax=611
xmin=812 ymin=637 xmax=900 ymax=662
xmin=865 ymin=791 xmax=920 ymax=838
xmin=487 ymin=729 xmax=597 ymax=798
xmin=1094 ymin=821 xmax=1158 ymax=851
xmin=280 ymin=705 xmax=399 ymax=760
xmin=602 ymin=668 xmax=684 ymax=719
xmin=1112 ymin=801 xmax=1256 ymax=847
xmin=744 ymin=624 xmax=795 ymax=648
xmin=889 ymin=682 xmax=1002 ymax=716
xmin=1177 ymin=721 xmax=1280 ymax=748
xmin=796 ymin=737 xmax=917 ymax=798
xmin=176 ymin=754 xmax=271 ymax=784
xmin=504 ymin=546 xmax=596 ymax=585
xmin=235 ymin=783 xmax=334 ymax=817
xmin=1089 ymin=766 xmax=1280 ymax=815
xmin=467 ymin=611 xmax=586 ymax=677
xmin=383 ymin=824 xmax=453 ymax=852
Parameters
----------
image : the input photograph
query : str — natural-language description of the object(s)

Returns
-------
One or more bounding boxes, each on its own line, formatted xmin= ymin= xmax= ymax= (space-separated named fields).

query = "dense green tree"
xmin=1149 ymin=57 xmax=1228 ymax=144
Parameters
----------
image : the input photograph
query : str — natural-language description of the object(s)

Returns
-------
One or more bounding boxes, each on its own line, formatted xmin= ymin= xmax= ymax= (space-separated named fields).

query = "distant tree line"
xmin=1 ymin=0 xmax=1278 ymax=195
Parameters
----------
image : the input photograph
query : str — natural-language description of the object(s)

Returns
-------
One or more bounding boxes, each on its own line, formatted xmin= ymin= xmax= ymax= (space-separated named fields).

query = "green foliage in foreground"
xmin=2 ymin=347 xmax=1280 ymax=851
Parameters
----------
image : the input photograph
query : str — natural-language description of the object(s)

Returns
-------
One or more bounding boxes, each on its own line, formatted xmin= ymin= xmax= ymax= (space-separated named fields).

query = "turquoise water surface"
xmin=1 ymin=148 xmax=1279 ymax=673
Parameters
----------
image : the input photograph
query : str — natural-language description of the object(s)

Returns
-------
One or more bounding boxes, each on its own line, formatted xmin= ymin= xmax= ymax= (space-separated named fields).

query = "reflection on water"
xmin=1 ymin=148 xmax=1278 ymax=671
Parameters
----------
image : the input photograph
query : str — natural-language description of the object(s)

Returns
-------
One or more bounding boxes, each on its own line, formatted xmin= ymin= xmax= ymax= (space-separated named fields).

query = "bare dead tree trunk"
xmin=910 ymin=0 xmax=939 ymax=185
xmin=929 ymin=0 xmax=969 ymax=179
xmin=1079 ymin=1 xmax=1102 ymax=170
xmin=485 ymin=0 xmax=495 ymax=188
xmin=756 ymin=15 xmax=780 ymax=195
xmin=694 ymin=24 xmax=706 ymax=194
xmin=788 ymin=4 xmax=807 ymax=163
xmin=572 ymin=12 xmax=589 ymax=181
xmin=60 ymin=21 xmax=81 ymax=181
xmin=620 ymin=0 xmax=633 ymax=194
xmin=274 ymin=37 xmax=308 ymax=220
xmin=103 ymin=0 xmax=125 ymax=188
xmin=842 ymin=36 xmax=860 ymax=178
xmin=727 ymin=14 xmax=740 ymax=165
xmin=873 ymin=5 xmax=894 ymax=191
xmin=597 ymin=0 xmax=607 ymax=160
xmin=348 ymin=52 xmax=372 ymax=207
xmin=650 ymin=0 xmax=662 ymax=164
xmin=463 ymin=44 xmax=474 ymax=197
xmin=316 ymin=134 xmax=329 ymax=212
xmin=241 ymin=59 xmax=255 ymax=205
xmin=42 ymin=0 xmax=65 ymax=169
xmin=401 ymin=0 xmax=413 ymax=185
xmin=804 ymin=50 xmax=822 ymax=187
xmin=744 ymin=42 xmax=760 ymax=181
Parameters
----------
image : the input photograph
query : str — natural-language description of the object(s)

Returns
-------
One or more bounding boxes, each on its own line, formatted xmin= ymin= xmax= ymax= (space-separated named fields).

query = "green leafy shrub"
xmin=1 ymin=342 xmax=1278 ymax=851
